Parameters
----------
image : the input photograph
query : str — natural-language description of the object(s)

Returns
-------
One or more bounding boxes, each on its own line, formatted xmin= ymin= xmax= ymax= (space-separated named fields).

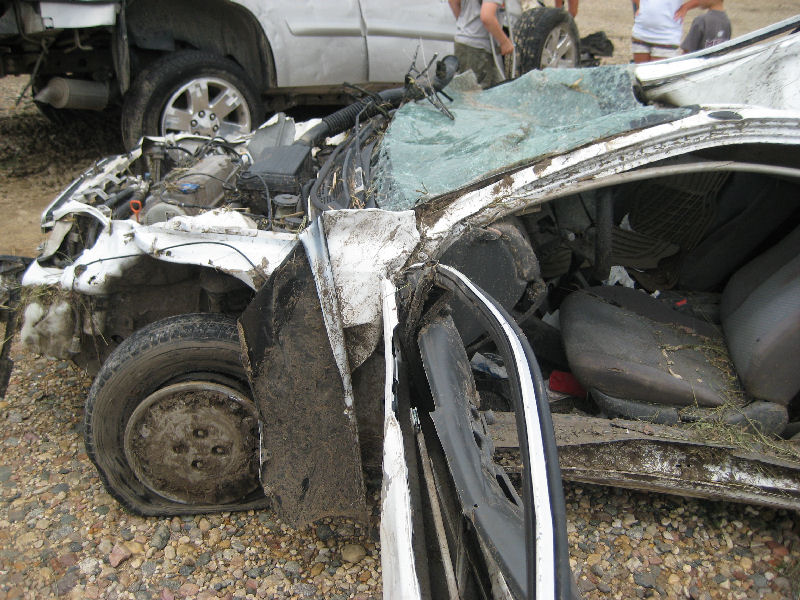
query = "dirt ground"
xmin=0 ymin=0 xmax=797 ymax=255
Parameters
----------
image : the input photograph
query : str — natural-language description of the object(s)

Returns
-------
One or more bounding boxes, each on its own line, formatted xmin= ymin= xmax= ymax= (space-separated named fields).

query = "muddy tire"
xmin=515 ymin=7 xmax=580 ymax=73
xmin=121 ymin=50 xmax=262 ymax=149
xmin=84 ymin=313 xmax=267 ymax=516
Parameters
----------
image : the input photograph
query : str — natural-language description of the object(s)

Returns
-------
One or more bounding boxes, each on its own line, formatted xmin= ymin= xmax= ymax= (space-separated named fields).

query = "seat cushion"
xmin=721 ymin=224 xmax=800 ymax=405
xmin=561 ymin=286 xmax=744 ymax=409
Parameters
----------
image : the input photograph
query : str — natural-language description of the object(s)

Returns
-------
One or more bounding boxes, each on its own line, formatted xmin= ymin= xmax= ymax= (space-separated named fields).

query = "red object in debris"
xmin=674 ymin=298 xmax=688 ymax=307
xmin=549 ymin=370 xmax=587 ymax=397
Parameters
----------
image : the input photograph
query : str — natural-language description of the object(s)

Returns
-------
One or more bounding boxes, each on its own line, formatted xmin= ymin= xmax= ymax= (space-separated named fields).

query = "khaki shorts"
xmin=454 ymin=42 xmax=504 ymax=89
xmin=631 ymin=39 xmax=681 ymax=59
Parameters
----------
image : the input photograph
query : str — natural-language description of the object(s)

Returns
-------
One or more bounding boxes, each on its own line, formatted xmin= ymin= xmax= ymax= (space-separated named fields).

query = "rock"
xmin=35 ymin=518 xmax=50 ymax=530
xmin=126 ymin=541 xmax=145 ymax=555
xmin=109 ymin=543 xmax=132 ymax=567
xmin=292 ymin=582 xmax=317 ymax=597
xmin=316 ymin=524 xmax=333 ymax=541
xmin=142 ymin=560 xmax=157 ymax=577
xmin=634 ymin=571 xmax=656 ymax=589
xmin=284 ymin=560 xmax=301 ymax=574
xmin=150 ymin=525 xmax=170 ymax=551
xmin=55 ymin=571 xmax=78 ymax=596
xmin=177 ymin=583 xmax=199 ymax=598
xmin=79 ymin=557 xmax=101 ymax=576
xmin=341 ymin=543 xmax=366 ymax=564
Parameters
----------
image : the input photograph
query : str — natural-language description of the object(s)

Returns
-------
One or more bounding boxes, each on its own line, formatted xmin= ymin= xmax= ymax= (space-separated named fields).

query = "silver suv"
xmin=0 ymin=0 xmax=580 ymax=147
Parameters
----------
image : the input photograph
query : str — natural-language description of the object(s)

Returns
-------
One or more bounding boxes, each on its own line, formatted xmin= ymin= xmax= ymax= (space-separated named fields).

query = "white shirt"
xmin=633 ymin=0 xmax=684 ymax=46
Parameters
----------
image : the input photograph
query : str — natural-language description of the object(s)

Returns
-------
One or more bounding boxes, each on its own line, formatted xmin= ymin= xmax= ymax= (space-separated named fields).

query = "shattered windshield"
xmin=373 ymin=65 xmax=693 ymax=211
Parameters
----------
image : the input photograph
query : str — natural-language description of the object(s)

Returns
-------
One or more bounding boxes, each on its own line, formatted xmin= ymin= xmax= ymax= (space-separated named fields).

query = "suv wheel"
xmin=515 ymin=7 xmax=580 ymax=72
xmin=121 ymin=50 xmax=262 ymax=149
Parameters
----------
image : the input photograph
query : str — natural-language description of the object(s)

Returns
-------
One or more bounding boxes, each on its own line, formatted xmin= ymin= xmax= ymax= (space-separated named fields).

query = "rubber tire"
xmin=515 ymin=7 xmax=580 ymax=73
xmin=121 ymin=50 xmax=263 ymax=149
xmin=84 ymin=313 xmax=263 ymax=515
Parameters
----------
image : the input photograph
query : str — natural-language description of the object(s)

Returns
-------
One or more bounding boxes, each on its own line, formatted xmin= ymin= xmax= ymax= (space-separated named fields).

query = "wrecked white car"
xmin=2 ymin=17 xmax=800 ymax=599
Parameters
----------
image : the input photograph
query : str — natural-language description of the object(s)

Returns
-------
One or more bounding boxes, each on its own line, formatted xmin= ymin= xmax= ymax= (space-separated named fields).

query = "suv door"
xmin=360 ymin=0 xmax=455 ymax=82
xmin=279 ymin=0 xmax=369 ymax=86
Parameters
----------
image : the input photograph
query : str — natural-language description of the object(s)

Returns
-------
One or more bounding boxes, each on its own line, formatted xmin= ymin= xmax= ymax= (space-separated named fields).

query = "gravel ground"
xmin=0 ymin=341 xmax=382 ymax=600
xmin=1 ymin=337 xmax=799 ymax=600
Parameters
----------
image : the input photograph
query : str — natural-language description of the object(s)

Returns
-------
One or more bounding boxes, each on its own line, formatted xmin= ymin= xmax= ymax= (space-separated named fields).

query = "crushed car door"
xmin=389 ymin=263 xmax=573 ymax=599
xmin=359 ymin=0 xmax=455 ymax=82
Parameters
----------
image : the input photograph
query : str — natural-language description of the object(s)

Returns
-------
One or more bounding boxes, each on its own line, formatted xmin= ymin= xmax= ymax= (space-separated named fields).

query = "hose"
xmin=296 ymin=55 xmax=459 ymax=147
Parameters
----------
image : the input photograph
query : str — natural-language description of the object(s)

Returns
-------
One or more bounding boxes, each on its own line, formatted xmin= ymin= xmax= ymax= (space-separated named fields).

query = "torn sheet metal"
xmin=300 ymin=218 xmax=357 ymax=413
xmin=379 ymin=279 xmax=422 ymax=600
xmin=22 ymin=208 xmax=297 ymax=294
xmin=489 ymin=412 xmax=800 ymax=512
xmin=238 ymin=225 xmax=366 ymax=528
xmin=636 ymin=32 xmax=800 ymax=111
xmin=322 ymin=209 xmax=420 ymax=367
xmin=322 ymin=210 xmax=419 ymax=328
xmin=133 ymin=210 xmax=298 ymax=289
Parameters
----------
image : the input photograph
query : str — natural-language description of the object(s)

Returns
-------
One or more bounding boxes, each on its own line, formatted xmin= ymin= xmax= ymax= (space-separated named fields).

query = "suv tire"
xmin=121 ymin=50 xmax=263 ymax=149
xmin=515 ymin=8 xmax=580 ymax=72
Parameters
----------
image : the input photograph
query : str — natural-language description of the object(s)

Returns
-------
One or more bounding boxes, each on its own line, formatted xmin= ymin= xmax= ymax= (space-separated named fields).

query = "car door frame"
xmin=382 ymin=263 xmax=572 ymax=598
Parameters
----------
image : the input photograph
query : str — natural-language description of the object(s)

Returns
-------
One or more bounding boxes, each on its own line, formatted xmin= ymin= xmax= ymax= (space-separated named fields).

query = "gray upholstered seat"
xmin=560 ymin=224 xmax=800 ymax=432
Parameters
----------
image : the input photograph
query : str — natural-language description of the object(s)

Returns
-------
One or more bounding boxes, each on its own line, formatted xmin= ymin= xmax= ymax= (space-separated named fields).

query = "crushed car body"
xmin=2 ymin=18 xmax=800 ymax=598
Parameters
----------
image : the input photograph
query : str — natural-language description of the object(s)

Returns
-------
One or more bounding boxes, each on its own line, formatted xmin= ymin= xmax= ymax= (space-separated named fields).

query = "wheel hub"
xmin=160 ymin=76 xmax=252 ymax=138
xmin=124 ymin=381 xmax=260 ymax=504
xmin=542 ymin=24 xmax=578 ymax=68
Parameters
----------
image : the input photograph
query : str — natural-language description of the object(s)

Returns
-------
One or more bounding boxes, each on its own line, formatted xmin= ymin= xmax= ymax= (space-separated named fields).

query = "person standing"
xmin=449 ymin=0 xmax=514 ymax=88
xmin=631 ymin=0 xmax=685 ymax=62
xmin=555 ymin=0 xmax=579 ymax=17
xmin=678 ymin=0 xmax=731 ymax=53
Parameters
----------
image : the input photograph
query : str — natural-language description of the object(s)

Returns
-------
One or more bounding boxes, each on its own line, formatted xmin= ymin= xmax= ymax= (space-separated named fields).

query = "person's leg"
xmin=455 ymin=42 xmax=502 ymax=88
xmin=631 ymin=39 xmax=652 ymax=63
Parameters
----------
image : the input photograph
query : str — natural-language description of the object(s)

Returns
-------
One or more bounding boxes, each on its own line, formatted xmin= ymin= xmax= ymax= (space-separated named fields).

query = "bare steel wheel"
xmin=124 ymin=381 xmax=260 ymax=505
xmin=160 ymin=77 xmax=253 ymax=138
xmin=85 ymin=313 xmax=268 ymax=516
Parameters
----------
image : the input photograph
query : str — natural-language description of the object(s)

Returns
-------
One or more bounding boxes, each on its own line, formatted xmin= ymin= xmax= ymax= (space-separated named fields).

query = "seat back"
xmin=721 ymin=224 xmax=800 ymax=405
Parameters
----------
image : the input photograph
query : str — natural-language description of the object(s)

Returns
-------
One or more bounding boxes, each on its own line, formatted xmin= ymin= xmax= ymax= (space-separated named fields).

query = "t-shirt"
xmin=632 ymin=0 xmax=684 ymax=46
xmin=681 ymin=10 xmax=732 ymax=52
xmin=454 ymin=0 xmax=504 ymax=52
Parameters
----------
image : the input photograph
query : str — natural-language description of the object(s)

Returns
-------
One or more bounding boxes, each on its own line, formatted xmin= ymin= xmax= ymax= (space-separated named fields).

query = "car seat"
xmin=559 ymin=224 xmax=800 ymax=435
